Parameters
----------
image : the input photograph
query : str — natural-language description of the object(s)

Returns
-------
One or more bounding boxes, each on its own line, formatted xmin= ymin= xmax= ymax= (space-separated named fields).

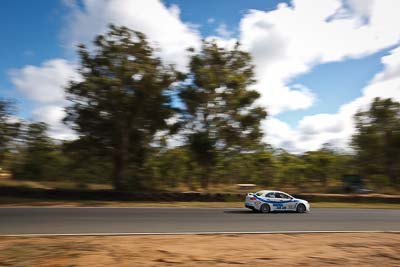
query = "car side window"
xmin=275 ymin=193 xmax=288 ymax=198
xmin=275 ymin=193 xmax=290 ymax=199
xmin=265 ymin=192 xmax=275 ymax=198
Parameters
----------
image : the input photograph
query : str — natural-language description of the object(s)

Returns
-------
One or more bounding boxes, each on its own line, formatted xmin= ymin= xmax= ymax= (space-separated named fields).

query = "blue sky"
xmin=164 ymin=0 xmax=289 ymax=35
xmin=0 ymin=1 xmax=65 ymax=72
xmin=1 ymin=0 xmax=399 ymax=152
xmin=279 ymin=48 xmax=390 ymax=125
xmin=0 ymin=0 xmax=66 ymax=117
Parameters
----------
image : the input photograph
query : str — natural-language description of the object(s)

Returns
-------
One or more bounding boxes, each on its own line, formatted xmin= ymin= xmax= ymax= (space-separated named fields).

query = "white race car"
xmin=245 ymin=190 xmax=310 ymax=213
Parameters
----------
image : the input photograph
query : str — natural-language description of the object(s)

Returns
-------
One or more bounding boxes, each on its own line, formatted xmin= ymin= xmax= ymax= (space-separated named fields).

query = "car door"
xmin=263 ymin=192 xmax=276 ymax=210
xmin=279 ymin=192 xmax=295 ymax=210
xmin=272 ymin=192 xmax=286 ymax=210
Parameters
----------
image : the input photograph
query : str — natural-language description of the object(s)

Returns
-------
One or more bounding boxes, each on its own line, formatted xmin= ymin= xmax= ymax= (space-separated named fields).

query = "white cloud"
xmin=31 ymin=105 xmax=76 ymax=140
xmin=239 ymin=0 xmax=400 ymax=114
xmin=62 ymin=0 xmax=202 ymax=71
xmin=10 ymin=59 xmax=79 ymax=104
xmin=340 ymin=0 xmax=374 ymax=19
xmin=10 ymin=59 xmax=80 ymax=140
xmin=263 ymin=117 xmax=296 ymax=150
xmin=254 ymin=81 xmax=316 ymax=115
xmin=372 ymin=46 xmax=400 ymax=83
xmin=215 ymin=23 xmax=233 ymax=39
xmin=264 ymin=45 xmax=400 ymax=153
xmin=205 ymin=36 xmax=238 ymax=51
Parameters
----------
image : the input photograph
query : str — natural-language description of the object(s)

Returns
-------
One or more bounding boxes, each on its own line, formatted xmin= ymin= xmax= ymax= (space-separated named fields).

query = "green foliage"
xmin=11 ymin=123 xmax=66 ymax=180
xmin=61 ymin=139 xmax=112 ymax=183
xmin=213 ymin=148 xmax=275 ymax=186
xmin=368 ymin=174 xmax=391 ymax=189
xmin=180 ymin=41 xmax=267 ymax=188
xmin=352 ymin=97 xmax=400 ymax=186
xmin=0 ymin=99 xmax=20 ymax=167
xmin=64 ymin=25 xmax=180 ymax=190
xmin=274 ymin=151 xmax=307 ymax=186
xmin=303 ymin=149 xmax=336 ymax=186
xmin=141 ymin=147 xmax=198 ymax=190
xmin=1 ymin=25 xmax=398 ymax=193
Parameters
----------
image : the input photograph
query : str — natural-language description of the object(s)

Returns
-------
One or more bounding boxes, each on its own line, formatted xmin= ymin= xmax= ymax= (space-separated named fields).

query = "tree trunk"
xmin=385 ymin=130 xmax=398 ymax=187
xmin=112 ymin=131 xmax=129 ymax=191
xmin=200 ymin=165 xmax=212 ymax=189
xmin=388 ymin=166 xmax=398 ymax=188
xmin=200 ymin=175 xmax=209 ymax=189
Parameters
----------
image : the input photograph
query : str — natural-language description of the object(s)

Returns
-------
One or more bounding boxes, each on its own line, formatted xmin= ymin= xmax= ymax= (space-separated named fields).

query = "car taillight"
xmin=250 ymin=197 xmax=256 ymax=200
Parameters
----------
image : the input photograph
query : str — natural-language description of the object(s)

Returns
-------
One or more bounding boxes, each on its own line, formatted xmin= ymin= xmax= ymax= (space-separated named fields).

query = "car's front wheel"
xmin=296 ymin=204 xmax=306 ymax=213
xmin=260 ymin=204 xmax=270 ymax=213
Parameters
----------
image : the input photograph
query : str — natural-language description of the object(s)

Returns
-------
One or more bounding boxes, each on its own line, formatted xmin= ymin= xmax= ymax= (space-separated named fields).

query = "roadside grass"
xmin=0 ymin=197 xmax=399 ymax=209
xmin=0 ymin=179 xmax=113 ymax=190
xmin=1 ymin=178 xmax=400 ymax=195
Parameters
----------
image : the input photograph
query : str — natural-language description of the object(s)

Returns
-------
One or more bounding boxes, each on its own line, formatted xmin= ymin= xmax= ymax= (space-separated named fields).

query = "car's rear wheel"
xmin=296 ymin=204 xmax=306 ymax=213
xmin=260 ymin=204 xmax=270 ymax=213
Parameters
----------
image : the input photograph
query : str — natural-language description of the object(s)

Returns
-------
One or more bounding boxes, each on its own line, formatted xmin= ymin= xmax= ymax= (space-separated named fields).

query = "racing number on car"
xmin=287 ymin=203 xmax=295 ymax=209
xmin=273 ymin=203 xmax=286 ymax=210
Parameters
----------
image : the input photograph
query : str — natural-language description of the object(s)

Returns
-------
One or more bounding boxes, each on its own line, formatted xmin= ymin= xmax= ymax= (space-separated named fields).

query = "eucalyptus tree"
xmin=64 ymin=25 xmax=180 ymax=190
xmin=180 ymin=41 xmax=267 ymax=188
xmin=0 ymin=99 xmax=20 ymax=167
xmin=352 ymin=97 xmax=400 ymax=186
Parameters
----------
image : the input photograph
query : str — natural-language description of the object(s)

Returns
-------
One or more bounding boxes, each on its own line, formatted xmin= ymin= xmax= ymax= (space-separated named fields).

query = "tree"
xmin=274 ymin=150 xmax=307 ymax=187
xmin=61 ymin=139 xmax=112 ymax=184
xmin=303 ymin=149 xmax=334 ymax=187
xmin=12 ymin=122 xmax=65 ymax=180
xmin=0 ymin=99 xmax=20 ymax=167
xmin=214 ymin=147 xmax=275 ymax=186
xmin=179 ymin=41 xmax=267 ymax=188
xmin=64 ymin=25 xmax=180 ymax=190
xmin=142 ymin=147 xmax=195 ymax=189
xmin=352 ymin=97 xmax=400 ymax=187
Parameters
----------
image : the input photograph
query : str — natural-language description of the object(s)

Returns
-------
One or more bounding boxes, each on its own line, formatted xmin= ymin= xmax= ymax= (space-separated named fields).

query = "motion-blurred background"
xmin=0 ymin=0 xmax=399 ymax=198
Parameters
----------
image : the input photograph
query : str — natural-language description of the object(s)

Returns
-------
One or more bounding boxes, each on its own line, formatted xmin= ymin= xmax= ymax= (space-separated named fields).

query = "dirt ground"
xmin=0 ymin=233 xmax=399 ymax=266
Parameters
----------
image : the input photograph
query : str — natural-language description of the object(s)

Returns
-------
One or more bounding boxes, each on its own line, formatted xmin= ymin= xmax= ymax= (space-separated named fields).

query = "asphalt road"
xmin=1 ymin=207 xmax=400 ymax=235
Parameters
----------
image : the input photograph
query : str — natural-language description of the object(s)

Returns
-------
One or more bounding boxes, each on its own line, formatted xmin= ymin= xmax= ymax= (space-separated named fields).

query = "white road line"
xmin=1 ymin=230 xmax=400 ymax=237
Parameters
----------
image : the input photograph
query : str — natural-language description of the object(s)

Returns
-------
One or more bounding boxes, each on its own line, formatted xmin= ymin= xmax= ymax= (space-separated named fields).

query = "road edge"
xmin=2 ymin=230 xmax=400 ymax=237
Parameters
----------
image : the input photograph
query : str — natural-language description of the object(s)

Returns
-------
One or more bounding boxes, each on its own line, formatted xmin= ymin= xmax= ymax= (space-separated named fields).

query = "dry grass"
xmin=0 ymin=179 xmax=113 ymax=190
xmin=0 ymin=233 xmax=400 ymax=266
xmin=1 ymin=197 xmax=400 ymax=209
